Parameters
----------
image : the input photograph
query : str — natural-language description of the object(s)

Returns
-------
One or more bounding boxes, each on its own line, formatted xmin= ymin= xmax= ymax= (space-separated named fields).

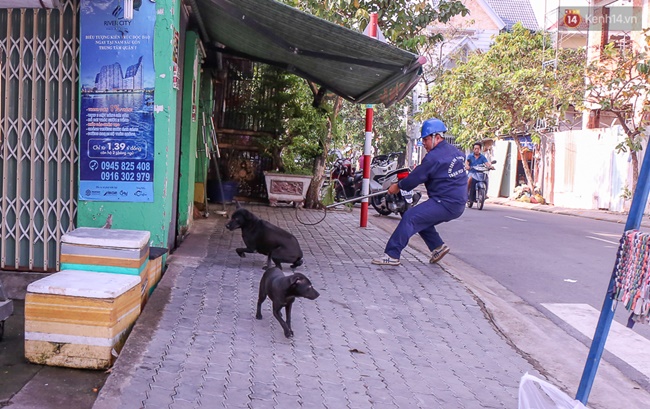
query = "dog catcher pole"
xmin=325 ymin=190 xmax=388 ymax=209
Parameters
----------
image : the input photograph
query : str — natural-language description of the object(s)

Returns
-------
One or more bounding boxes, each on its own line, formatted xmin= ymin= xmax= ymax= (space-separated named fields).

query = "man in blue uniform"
xmin=372 ymin=118 xmax=468 ymax=266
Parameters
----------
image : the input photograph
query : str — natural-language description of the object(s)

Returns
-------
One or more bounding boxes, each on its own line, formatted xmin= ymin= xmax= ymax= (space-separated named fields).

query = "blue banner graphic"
xmin=79 ymin=0 xmax=156 ymax=202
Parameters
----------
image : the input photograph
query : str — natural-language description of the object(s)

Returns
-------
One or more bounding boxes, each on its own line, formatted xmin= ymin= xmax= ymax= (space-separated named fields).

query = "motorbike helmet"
xmin=420 ymin=118 xmax=447 ymax=138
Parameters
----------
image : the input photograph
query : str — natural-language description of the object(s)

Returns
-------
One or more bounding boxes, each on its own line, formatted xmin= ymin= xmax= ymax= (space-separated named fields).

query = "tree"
xmin=281 ymin=0 xmax=468 ymax=53
xmin=585 ymin=41 xmax=650 ymax=192
xmin=420 ymin=23 xmax=585 ymax=191
xmin=418 ymin=19 xmax=479 ymax=101
xmin=336 ymin=99 xmax=410 ymax=158
xmin=251 ymin=65 xmax=328 ymax=173
xmin=277 ymin=0 xmax=469 ymax=207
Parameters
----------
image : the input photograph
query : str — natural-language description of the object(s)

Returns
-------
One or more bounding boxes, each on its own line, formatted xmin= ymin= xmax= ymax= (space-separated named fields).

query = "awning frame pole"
xmin=576 ymin=145 xmax=650 ymax=404
xmin=360 ymin=13 xmax=378 ymax=228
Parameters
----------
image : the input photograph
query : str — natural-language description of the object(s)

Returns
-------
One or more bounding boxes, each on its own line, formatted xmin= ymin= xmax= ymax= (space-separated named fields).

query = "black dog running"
xmin=225 ymin=204 xmax=304 ymax=270
xmin=256 ymin=267 xmax=320 ymax=338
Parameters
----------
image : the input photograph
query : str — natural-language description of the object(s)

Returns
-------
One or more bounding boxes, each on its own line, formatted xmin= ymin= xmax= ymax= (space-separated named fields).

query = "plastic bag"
xmin=518 ymin=373 xmax=588 ymax=409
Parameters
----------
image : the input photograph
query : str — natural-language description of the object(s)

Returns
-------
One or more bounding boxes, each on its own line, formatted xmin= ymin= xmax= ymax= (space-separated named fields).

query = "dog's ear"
xmin=234 ymin=200 xmax=241 ymax=209
xmin=290 ymin=273 xmax=307 ymax=286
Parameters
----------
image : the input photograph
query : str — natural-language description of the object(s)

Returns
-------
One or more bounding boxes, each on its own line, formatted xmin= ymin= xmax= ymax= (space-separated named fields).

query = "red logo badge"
xmin=564 ymin=9 xmax=581 ymax=28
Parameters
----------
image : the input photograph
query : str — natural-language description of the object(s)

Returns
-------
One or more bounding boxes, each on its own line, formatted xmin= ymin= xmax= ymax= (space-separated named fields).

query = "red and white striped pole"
xmin=360 ymin=12 xmax=378 ymax=228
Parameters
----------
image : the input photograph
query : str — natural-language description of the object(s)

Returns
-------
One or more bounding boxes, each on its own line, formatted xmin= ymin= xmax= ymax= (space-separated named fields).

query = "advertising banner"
xmin=79 ymin=0 xmax=156 ymax=202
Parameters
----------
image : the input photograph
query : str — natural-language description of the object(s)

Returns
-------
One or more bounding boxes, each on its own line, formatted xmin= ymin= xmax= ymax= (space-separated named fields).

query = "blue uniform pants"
xmin=384 ymin=198 xmax=465 ymax=259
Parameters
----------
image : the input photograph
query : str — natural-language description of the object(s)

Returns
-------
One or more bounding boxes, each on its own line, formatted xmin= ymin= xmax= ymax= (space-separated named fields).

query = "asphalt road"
xmin=438 ymin=204 xmax=650 ymax=335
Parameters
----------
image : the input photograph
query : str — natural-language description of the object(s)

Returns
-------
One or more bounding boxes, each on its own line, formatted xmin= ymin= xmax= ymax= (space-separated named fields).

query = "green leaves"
xmin=278 ymin=0 xmax=468 ymax=53
xmin=585 ymin=38 xmax=650 ymax=157
xmin=419 ymin=23 xmax=585 ymax=149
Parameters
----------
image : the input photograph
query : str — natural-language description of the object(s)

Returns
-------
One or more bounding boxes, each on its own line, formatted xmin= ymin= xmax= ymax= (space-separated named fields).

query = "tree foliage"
xmin=280 ymin=0 xmax=468 ymax=53
xmin=420 ymin=23 xmax=585 ymax=190
xmin=251 ymin=65 xmax=329 ymax=173
xmin=585 ymin=39 xmax=650 ymax=192
xmin=272 ymin=0 xmax=468 ymax=207
xmin=336 ymin=99 xmax=410 ymax=159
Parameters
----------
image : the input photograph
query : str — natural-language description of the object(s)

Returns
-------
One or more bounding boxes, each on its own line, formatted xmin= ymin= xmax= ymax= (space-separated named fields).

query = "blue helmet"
xmin=420 ymin=118 xmax=447 ymax=138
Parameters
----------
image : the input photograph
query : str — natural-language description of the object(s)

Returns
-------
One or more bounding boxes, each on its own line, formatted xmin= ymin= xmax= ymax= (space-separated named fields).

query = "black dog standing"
xmin=225 ymin=203 xmax=303 ymax=269
xmin=256 ymin=267 xmax=320 ymax=338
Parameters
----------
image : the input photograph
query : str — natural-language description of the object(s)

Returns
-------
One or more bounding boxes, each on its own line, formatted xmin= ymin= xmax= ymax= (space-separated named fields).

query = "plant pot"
xmin=263 ymin=172 xmax=312 ymax=207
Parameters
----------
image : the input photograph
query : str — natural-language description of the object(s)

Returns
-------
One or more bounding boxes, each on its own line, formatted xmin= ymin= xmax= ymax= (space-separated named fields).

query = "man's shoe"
xmin=430 ymin=244 xmax=450 ymax=263
xmin=372 ymin=254 xmax=400 ymax=266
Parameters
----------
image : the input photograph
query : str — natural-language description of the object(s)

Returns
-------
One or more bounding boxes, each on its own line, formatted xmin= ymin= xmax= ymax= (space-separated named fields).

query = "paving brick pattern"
xmin=118 ymin=205 xmax=537 ymax=408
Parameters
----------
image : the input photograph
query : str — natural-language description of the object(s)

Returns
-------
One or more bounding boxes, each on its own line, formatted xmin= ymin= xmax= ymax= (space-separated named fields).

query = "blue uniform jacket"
xmin=398 ymin=140 xmax=468 ymax=207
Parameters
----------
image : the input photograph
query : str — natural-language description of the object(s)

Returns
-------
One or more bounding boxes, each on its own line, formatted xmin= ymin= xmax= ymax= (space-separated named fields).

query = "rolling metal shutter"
xmin=0 ymin=0 xmax=78 ymax=271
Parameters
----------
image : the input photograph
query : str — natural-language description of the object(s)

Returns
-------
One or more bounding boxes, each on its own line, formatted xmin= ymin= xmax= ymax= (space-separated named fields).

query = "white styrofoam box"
xmin=26 ymin=270 xmax=141 ymax=299
xmin=61 ymin=227 xmax=150 ymax=249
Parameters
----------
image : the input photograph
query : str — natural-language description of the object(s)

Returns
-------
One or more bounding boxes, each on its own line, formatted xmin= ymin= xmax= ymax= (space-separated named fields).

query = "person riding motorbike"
xmin=466 ymin=142 xmax=493 ymax=204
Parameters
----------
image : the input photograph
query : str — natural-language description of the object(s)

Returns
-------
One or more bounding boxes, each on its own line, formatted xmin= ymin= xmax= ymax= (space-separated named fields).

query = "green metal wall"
xmin=76 ymin=0 xmax=182 ymax=250
xmin=177 ymin=31 xmax=202 ymax=235
xmin=0 ymin=0 xmax=205 ymax=270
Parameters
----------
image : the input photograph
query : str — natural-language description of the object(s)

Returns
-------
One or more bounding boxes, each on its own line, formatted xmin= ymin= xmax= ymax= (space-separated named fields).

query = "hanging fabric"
xmin=613 ymin=230 xmax=650 ymax=324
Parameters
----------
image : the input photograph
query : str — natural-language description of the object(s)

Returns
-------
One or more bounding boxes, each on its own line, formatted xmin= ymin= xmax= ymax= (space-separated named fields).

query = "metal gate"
xmin=212 ymin=57 xmax=280 ymax=201
xmin=0 ymin=1 xmax=78 ymax=272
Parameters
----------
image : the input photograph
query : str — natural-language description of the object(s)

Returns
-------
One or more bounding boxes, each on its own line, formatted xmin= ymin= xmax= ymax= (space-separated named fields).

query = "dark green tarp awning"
xmin=189 ymin=0 xmax=426 ymax=107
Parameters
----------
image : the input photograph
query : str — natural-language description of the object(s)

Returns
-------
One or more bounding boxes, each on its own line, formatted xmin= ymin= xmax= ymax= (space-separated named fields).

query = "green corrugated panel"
xmin=193 ymin=0 xmax=423 ymax=107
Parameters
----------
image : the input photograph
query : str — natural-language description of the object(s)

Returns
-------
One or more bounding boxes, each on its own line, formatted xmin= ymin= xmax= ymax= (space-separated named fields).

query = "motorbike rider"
xmin=466 ymin=142 xmax=492 ymax=203
xmin=372 ymin=118 xmax=467 ymax=266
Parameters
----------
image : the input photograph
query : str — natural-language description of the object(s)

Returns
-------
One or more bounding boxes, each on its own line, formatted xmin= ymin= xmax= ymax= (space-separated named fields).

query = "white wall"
xmin=552 ymin=127 xmax=633 ymax=211
xmin=488 ymin=140 xmax=517 ymax=198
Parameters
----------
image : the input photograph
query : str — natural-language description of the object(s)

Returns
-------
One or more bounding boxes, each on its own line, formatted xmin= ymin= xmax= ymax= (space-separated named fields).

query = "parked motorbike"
xmin=355 ymin=152 xmax=401 ymax=198
xmin=321 ymin=150 xmax=357 ymax=202
xmin=323 ymin=151 xmax=402 ymax=203
xmin=371 ymin=166 xmax=421 ymax=216
xmin=467 ymin=160 xmax=496 ymax=210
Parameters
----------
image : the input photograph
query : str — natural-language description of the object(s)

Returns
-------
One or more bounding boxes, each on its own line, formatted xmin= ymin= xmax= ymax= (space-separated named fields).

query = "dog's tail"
xmin=290 ymin=258 xmax=303 ymax=269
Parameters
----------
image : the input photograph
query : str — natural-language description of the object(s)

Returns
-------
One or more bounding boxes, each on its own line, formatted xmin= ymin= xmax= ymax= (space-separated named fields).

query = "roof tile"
xmin=483 ymin=0 xmax=539 ymax=31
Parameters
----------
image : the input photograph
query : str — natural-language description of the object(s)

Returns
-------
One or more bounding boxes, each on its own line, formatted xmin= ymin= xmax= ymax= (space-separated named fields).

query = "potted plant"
xmin=263 ymin=169 xmax=313 ymax=207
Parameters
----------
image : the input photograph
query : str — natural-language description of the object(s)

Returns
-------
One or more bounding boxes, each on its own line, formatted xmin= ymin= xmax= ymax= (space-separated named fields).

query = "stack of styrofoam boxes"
xmin=24 ymin=228 xmax=152 ymax=369
xmin=60 ymin=228 xmax=151 ymax=306
xmin=24 ymin=270 xmax=141 ymax=369
xmin=145 ymin=246 xmax=168 ymax=304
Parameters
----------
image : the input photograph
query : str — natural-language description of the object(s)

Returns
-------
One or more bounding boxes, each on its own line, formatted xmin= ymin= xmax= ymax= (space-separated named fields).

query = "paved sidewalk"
xmin=4 ymin=199 xmax=650 ymax=408
xmin=94 ymin=204 xmax=539 ymax=409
